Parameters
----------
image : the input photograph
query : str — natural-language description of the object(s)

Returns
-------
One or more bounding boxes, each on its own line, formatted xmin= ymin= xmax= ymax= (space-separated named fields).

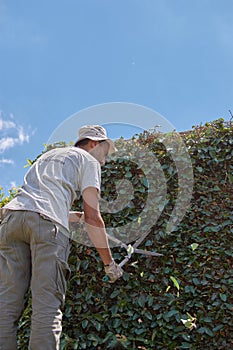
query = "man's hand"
xmin=104 ymin=261 xmax=123 ymax=283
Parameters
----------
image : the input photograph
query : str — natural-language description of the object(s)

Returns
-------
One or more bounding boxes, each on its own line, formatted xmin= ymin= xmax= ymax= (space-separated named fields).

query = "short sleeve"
xmin=80 ymin=160 xmax=101 ymax=194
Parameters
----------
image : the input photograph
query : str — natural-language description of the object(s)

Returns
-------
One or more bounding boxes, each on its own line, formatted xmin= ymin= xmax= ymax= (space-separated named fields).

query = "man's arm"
xmin=82 ymin=187 xmax=113 ymax=266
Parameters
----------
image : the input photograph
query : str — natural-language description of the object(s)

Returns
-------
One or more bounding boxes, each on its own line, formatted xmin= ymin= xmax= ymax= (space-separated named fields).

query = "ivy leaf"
xmin=190 ymin=243 xmax=199 ymax=251
xmin=170 ymin=276 xmax=180 ymax=290
xmin=220 ymin=293 xmax=227 ymax=302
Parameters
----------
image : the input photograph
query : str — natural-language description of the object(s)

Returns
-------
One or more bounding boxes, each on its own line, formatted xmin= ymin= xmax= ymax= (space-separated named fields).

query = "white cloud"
xmin=0 ymin=137 xmax=16 ymax=153
xmin=0 ymin=118 xmax=16 ymax=130
xmin=18 ymin=126 xmax=29 ymax=144
xmin=10 ymin=181 xmax=17 ymax=188
xmin=0 ymin=158 xmax=14 ymax=165
xmin=0 ymin=115 xmax=30 ymax=153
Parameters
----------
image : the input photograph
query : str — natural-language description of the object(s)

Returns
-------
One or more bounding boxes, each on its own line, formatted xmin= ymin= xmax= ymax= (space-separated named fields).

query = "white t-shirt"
xmin=4 ymin=147 xmax=101 ymax=234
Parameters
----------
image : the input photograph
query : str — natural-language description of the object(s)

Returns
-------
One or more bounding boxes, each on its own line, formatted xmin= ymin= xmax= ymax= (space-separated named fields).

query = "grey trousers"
xmin=0 ymin=210 xmax=71 ymax=350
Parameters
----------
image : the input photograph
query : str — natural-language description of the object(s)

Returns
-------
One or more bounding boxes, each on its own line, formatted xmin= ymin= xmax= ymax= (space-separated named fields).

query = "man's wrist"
xmin=104 ymin=259 xmax=114 ymax=267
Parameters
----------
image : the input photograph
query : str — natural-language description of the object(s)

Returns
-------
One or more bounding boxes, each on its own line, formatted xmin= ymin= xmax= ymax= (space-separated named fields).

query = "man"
xmin=0 ymin=125 xmax=123 ymax=350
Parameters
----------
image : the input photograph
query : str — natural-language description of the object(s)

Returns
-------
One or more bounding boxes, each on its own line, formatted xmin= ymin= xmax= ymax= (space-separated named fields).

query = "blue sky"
xmin=0 ymin=0 xmax=233 ymax=193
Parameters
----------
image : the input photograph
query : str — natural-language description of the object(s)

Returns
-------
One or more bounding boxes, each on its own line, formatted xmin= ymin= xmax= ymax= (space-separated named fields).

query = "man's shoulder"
xmin=40 ymin=146 xmax=80 ymax=159
xmin=70 ymin=147 xmax=98 ymax=163
xmin=41 ymin=146 xmax=99 ymax=165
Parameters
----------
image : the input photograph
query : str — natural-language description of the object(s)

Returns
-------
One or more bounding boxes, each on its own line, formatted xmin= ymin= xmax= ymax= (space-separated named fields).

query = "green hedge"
xmin=1 ymin=118 xmax=233 ymax=349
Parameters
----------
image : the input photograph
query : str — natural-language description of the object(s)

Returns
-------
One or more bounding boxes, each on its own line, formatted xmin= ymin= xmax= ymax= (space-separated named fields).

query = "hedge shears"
xmin=103 ymin=230 xmax=163 ymax=282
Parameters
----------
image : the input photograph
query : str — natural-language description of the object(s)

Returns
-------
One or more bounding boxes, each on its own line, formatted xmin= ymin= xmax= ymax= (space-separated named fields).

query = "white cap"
xmin=74 ymin=125 xmax=117 ymax=155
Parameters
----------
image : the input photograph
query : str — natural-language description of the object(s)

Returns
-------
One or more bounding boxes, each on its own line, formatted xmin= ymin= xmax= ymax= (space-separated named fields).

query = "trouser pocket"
xmin=0 ymin=213 xmax=12 ymax=242
xmin=56 ymin=259 xmax=70 ymax=308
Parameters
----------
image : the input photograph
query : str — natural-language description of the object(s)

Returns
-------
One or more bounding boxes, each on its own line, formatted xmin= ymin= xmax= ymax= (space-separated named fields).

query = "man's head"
xmin=74 ymin=125 xmax=116 ymax=165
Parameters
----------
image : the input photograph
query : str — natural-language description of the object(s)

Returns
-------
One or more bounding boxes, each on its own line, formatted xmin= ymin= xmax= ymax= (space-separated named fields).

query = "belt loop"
xmin=54 ymin=224 xmax=58 ymax=238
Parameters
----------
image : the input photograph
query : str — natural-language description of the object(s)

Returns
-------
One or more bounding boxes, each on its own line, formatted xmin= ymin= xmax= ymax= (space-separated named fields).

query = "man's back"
xmin=4 ymin=146 xmax=101 ymax=233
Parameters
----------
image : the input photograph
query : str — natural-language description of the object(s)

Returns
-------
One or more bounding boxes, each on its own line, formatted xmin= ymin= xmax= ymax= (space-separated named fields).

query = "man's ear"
xmin=89 ymin=140 xmax=99 ymax=149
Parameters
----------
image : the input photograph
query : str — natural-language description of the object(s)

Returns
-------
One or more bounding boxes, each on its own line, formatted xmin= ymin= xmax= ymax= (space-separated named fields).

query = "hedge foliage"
xmin=1 ymin=118 xmax=233 ymax=349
